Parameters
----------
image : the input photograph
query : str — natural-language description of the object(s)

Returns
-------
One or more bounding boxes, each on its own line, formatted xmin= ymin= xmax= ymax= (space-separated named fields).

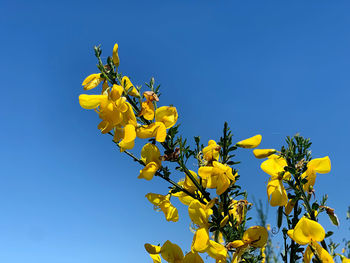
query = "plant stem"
xmin=107 ymin=132 xmax=206 ymax=204
xmin=289 ymin=200 xmax=299 ymax=263
xmin=96 ymin=51 xmax=212 ymax=203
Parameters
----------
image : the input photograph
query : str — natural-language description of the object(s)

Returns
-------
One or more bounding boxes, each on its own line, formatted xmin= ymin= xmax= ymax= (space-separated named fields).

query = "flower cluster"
xmin=79 ymin=43 xmax=177 ymax=152
xmin=79 ymin=43 xmax=348 ymax=263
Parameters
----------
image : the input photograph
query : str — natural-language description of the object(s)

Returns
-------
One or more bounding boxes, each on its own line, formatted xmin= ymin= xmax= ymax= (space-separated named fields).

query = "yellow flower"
xmin=145 ymin=193 xmax=179 ymax=222
xmin=138 ymin=143 xmax=161 ymax=180
xmin=287 ymin=217 xmax=333 ymax=262
xmin=261 ymin=245 xmax=266 ymax=263
xmin=228 ymin=199 xmax=248 ymax=226
xmin=137 ymin=122 xmax=167 ymax=142
xmin=79 ymin=94 xmax=107 ymax=109
xmin=112 ymin=43 xmax=120 ymax=67
xmin=202 ymin=140 xmax=221 ymax=162
xmin=221 ymin=200 xmax=248 ymax=228
xmin=149 ymin=254 xmax=161 ymax=263
xmin=339 ymin=255 xmax=350 ymax=263
xmin=113 ymin=124 xmax=136 ymax=152
xmin=183 ymin=251 xmax=204 ymax=263
xmin=260 ymin=154 xmax=290 ymax=207
xmin=155 ymin=106 xmax=178 ymax=128
xmin=260 ymin=154 xmax=290 ymax=180
xmin=139 ymin=91 xmax=158 ymax=120
xmin=183 ymin=170 xmax=206 ymax=193
xmin=253 ymin=149 xmax=277 ymax=159
xmin=242 ymin=226 xmax=268 ymax=248
xmin=136 ymin=106 xmax=178 ymax=142
xmin=205 ymin=240 xmax=227 ymax=263
xmin=304 ymin=242 xmax=334 ymax=263
xmin=236 ymin=134 xmax=262 ymax=148
xmin=198 ymin=161 xmax=236 ymax=195
xmin=228 ymin=226 xmax=268 ymax=263
xmin=267 ymin=178 xmax=288 ymax=207
xmin=82 ymin=73 xmax=103 ymax=90
xmin=188 ymin=199 xmax=216 ymax=253
xmin=301 ymin=156 xmax=331 ymax=192
xmin=160 ymin=241 xmax=184 ymax=263
xmin=287 ymin=217 xmax=325 ymax=245
xmin=172 ymin=170 xmax=206 ymax=205
xmin=120 ymin=100 xmax=137 ymax=127
xmin=145 ymin=241 xmax=204 ymax=263
xmin=79 ymin=84 xmax=133 ymax=134
xmin=121 ymin=76 xmax=140 ymax=97
xmin=171 ymin=182 xmax=196 ymax=206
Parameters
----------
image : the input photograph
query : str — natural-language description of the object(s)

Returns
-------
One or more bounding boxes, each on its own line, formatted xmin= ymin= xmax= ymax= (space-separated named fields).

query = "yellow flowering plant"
xmin=79 ymin=43 xmax=347 ymax=263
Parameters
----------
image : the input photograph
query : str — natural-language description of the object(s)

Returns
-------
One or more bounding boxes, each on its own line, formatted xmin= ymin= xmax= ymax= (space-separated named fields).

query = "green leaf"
xmin=328 ymin=213 xmax=340 ymax=226
xmin=325 ymin=231 xmax=334 ymax=238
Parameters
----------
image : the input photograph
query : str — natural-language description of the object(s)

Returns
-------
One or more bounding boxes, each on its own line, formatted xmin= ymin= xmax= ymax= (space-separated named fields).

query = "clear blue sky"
xmin=1 ymin=1 xmax=350 ymax=262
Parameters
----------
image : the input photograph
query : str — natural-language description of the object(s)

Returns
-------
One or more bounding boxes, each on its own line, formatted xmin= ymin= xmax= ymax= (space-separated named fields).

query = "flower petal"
xmin=191 ymin=227 xmax=210 ymax=253
xmin=236 ymin=134 xmax=262 ymax=149
xmin=112 ymin=43 xmax=120 ymax=67
xmin=138 ymin=162 xmax=159 ymax=180
xmin=79 ymin=94 xmax=107 ymax=109
xmin=155 ymin=106 xmax=178 ymax=128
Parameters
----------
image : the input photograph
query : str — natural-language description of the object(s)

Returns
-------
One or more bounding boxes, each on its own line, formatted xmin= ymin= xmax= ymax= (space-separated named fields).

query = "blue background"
xmin=1 ymin=0 xmax=349 ymax=262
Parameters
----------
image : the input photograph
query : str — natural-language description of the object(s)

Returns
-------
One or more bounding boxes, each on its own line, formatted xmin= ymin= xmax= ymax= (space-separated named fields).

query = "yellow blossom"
xmin=287 ymin=217 xmax=325 ymax=245
xmin=228 ymin=226 xmax=268 ymax=263
xmin=339 ymin=255 xmax=350 ymax=263
xmin=183 ymin=251 xmax=204 ymax=263
xmin=138 ymin=143 xmax=161 ymax=180
xmin=260 ymin=154 xmax=290 ymax=180
xmin=79 ymin=84 xmax=134 ymax=135
xmin=82 ymin=73 xmax=103 ymax=90
xmin=121 ymin=76 xmax=140 ymax=97
xmin=228 ymin=199 xmax=248 ymax=225
xmin=198 ymin=161 xmax=236 ymax=195
xmin=79 ymin=94 xmax=107 ymax=109
xmin=188 ymin=199 xmax=216 ymax=253
xmin=206 ymin=240 xmax=227 ymax=263
xmin=171 ymin=182 xmax=196 ymax=206
xmin=287 ymin=217 xmax=333 ymax=262
xmin=113 ymin=124 xmax=136 ymax=152
xmin=236 ymin=134 xmax=262 ymax=148
xmin=304 ymin=242 xmax=334 ymax=263
xmin=145 ymin=193 xmax=179 ymax=222
xmin=301 ymin=156 xmax=331 ymax=192
xmin=136 ymin=106 xmax=178 ymax=142
xmin=242 ymin=226 xmax=268 ymax=248
xmin=202 ymin=140 xmax=221 ymax=162
xmin=112 ymin=43 xmax=120 ymax=67
xmin=155 ymin=106 xmax=178 ymax=128
xmin=137 ymin=122 xmax=167 ymax=142
xmin=267 ymin=178 xmax=288 ymax=207
xmin=253 ymin=149 xmax=277 ymax=159
xmin=149 ymin=254 xmax=161 ymax=263
xmin=160 ymin=240 xmax=184 ymax=262
xmin=220 ymin=200 xmax=249 ymax=228
xmin=260 ymin=154 xmax=290 ymax=207
xmin=139 ymin=91 xmax=158 ymax=120
xmin=145 ymin=241 xmax=204 ymax=263
xmin=172 ymin=170 xmax=206 ymax=205
xmin=261 ymin=245 xmax=266 ymax=263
